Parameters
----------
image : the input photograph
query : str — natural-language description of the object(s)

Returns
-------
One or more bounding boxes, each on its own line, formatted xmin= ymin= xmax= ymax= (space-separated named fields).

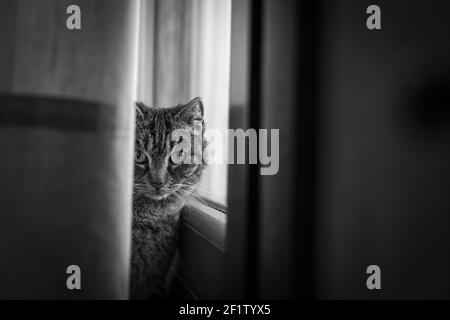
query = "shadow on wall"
xmin=402 ymin=71 xmax=450 ymax=136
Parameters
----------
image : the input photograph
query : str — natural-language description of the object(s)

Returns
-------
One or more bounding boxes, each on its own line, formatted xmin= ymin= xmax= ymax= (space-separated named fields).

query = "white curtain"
xmin=190 ymin=0 xmax=231 ymax=205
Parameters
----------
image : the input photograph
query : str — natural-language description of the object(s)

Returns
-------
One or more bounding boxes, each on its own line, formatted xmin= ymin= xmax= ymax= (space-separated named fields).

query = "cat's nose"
xmin=150 ymin=181 xmax=165 ymax=190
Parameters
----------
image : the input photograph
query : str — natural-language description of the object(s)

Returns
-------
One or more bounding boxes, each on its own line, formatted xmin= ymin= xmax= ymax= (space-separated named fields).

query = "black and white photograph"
xmin=1 ymin=0 xmax=450 ymax=310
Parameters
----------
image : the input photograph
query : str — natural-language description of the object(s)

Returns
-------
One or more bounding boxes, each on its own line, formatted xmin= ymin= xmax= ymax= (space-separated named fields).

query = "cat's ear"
xmin=135 ymin=102 xmax=148 ymax=117
xmin=172 ymin=97 xmax=204 ymax=123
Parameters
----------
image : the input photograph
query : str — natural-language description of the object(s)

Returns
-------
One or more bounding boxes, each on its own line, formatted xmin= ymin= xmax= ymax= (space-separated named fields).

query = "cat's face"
xmin=133 ymin=98 xmax=206 ymax=206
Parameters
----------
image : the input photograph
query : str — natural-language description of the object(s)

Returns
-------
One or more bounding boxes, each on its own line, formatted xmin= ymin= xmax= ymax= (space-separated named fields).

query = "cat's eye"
xmin=135 ymin=150 xmax=147 ymax=164
xmin=170 ymin=149 xmax=185 ymax=166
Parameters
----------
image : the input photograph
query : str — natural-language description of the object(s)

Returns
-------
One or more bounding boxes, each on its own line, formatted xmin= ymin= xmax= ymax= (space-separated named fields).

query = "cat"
xmin=130 ymin=97 xmax=206 ymax=300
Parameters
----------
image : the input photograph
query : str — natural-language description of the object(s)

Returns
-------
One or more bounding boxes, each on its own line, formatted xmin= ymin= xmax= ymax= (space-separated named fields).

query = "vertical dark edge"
xmin=246 ymin=0 xmax=263 ymax=299
xmin=226 ymin=0 xmax=252 ymax=299
xmin=294 ymin=0 xmax=322 ymax=299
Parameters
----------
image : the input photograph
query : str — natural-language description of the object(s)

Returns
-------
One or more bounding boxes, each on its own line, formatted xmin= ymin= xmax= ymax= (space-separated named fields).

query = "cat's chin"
xmin=148 ymin=194 xmax=168 ymax=201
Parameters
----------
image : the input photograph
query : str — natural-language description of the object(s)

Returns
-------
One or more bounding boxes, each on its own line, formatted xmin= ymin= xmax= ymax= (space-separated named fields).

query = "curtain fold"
xmin=0 ymin=0 xmax=139 ymax=299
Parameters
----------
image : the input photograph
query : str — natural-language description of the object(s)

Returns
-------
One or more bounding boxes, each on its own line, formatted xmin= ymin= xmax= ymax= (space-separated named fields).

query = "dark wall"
xmin=316 ymin=0 xmax=450 ymax=299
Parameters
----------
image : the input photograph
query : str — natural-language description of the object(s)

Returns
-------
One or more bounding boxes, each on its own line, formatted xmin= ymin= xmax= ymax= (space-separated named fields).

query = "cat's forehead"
xmin=136 ymin=107 xmax=192 ymax=136
xmin=136 ymin=109 xmax=175 ymax=151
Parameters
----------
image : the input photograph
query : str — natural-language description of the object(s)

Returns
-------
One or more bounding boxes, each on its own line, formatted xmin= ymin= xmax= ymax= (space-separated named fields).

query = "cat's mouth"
xmin=148 ymin=193 xmax=167 ymax=201
xmin=136 ymin=185 xmax=180 ymax=202
xmin=147 ymin=189 xmax=169 ymax=201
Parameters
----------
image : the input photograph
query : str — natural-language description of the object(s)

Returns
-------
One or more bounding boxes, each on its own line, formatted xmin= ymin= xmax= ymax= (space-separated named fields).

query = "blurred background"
xmin=0 ymin=0 xmax=450 ymax=300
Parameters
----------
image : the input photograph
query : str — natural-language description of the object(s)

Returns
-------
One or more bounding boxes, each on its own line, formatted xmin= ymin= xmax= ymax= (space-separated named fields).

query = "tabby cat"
xmin=130 ymin=97 xmax=206 ymax=299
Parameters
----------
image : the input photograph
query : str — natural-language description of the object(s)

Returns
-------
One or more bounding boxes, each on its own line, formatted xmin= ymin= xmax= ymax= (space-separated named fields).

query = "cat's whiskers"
xmin=174 ymin=182 xmax=213 ymax=200
xmin=174 ymin=187 xmax=210 ymax=207
xmin=133 ymin=189 xmax=145 ymax=201
xmin=191 ymin=186 xmax=212 ymax=198
xmin=171 ymin=191 xmax=186 ymax=205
